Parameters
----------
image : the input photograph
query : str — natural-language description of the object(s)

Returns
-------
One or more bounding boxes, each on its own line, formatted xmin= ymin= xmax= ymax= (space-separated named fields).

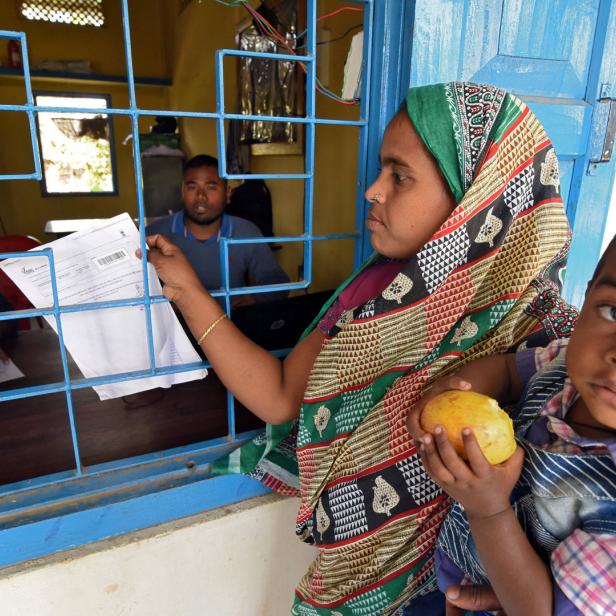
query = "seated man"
xmin=146 ymin=154 xmax=289 ymax=306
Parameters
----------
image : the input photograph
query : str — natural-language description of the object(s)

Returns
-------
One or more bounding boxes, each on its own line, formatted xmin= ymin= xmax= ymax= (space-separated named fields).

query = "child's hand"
xmin=445 ymin=584 xmax=504 ymax=615
xmin=406 ymin=375 xmax=471 ymax=443
xmin=418 ymin=425 xmax=524 ymax=519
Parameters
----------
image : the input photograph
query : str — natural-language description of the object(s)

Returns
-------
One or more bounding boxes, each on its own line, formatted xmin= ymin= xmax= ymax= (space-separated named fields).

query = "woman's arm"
xmin=420 ymin=428 xmax=553 ymax=616
xmin=144 ymin=234 xmax=323 ymax=424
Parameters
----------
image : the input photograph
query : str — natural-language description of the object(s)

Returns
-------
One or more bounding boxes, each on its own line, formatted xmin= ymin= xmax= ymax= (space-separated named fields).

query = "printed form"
xmin=0 ymin=358 xmax=24 ymax=384
xmin=0 ymin=213 xmax=206 ymax=399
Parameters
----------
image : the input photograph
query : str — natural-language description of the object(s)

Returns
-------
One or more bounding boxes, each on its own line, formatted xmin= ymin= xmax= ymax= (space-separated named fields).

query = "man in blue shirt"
xmin=146 ymin=154 xmax=289 ymax=306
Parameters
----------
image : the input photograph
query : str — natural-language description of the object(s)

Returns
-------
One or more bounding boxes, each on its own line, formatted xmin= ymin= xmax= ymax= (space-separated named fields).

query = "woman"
xmin=145 ymin=82 xmax=576 ymax=615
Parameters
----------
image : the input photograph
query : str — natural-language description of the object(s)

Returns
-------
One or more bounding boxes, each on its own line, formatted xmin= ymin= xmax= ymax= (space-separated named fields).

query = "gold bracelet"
xmin=197 ymin=313 xmax=227 ymax=346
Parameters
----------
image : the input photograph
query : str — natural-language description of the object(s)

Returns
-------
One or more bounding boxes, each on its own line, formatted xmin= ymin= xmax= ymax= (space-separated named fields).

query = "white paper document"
xmin=0 ymin=357 xmax=25 ymax=384
xmin=0 ymin=213 xmax=206 ymax=399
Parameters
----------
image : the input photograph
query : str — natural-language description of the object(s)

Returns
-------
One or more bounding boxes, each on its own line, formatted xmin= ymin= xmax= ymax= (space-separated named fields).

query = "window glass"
xmin=35 ymin=94 xmax=116 ymax=195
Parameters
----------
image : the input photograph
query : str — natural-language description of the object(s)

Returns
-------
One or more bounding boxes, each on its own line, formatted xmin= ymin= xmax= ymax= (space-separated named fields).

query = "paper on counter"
xmin=0 ymin=213 xmax=206 ymax=399
xmin=0 ymin=357 xmax=25 ymax=384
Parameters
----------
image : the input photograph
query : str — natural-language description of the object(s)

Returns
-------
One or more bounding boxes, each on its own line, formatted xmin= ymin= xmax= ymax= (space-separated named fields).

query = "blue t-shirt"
xmin=146 ymin=212 xmax=289 ymax=301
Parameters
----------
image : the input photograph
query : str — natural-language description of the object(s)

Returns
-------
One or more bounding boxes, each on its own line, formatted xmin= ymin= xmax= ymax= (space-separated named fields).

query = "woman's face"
xmin=364 ymin=111 xmax=456 ymax=259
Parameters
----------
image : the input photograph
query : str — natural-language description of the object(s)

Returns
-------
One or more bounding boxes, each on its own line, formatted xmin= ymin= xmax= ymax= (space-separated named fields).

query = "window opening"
xmin=0 ymin=0 xmax=373 ymax=559
xmin=19 ymin=0 xmax=105 ymax=27
xmin=34 ymin=93 xmax=117 ymax=195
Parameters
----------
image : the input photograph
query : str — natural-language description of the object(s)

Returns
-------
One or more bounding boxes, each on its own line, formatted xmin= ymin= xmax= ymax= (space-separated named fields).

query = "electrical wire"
xmin=296 ymin=22 xmax=362 ymax=49
xmin=317 ymin=22 xmax=362 ymax=45
xmin=297 ymin=5 xmax=363 ymax=41
xmin=212 ymin=0 xmax=360 ymax=105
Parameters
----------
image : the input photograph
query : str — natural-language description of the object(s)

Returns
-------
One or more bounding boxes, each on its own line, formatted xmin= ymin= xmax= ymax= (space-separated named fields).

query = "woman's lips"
xmin=366 ymin=215 xmax=383 ymax=231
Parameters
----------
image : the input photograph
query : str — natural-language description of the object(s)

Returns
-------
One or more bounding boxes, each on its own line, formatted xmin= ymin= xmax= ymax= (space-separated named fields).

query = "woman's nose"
xmin=365 ymin=178 xmax=384 ymax=203
xmin=364 ymin=182 xmax=376 ymax=202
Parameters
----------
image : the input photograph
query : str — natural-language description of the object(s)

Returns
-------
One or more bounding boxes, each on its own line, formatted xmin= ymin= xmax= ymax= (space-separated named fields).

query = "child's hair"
xmin=589 ymin=234 xmax=616 ymax=286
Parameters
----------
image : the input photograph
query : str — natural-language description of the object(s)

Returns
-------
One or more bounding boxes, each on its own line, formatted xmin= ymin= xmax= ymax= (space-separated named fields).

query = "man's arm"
xmin=236 ymin=220 xmax=290 ymax=301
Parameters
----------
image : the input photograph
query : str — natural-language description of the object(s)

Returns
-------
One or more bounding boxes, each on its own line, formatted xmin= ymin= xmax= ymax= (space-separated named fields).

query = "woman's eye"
xmin=597 ymin=305 xmax=616 ymax=322
xmin=393 ymin=172 xmax=408 ymax=184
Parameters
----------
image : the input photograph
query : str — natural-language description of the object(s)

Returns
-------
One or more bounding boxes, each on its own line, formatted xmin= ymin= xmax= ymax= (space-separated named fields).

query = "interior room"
xmin=0 ymin=0 xmax=364 ymax=484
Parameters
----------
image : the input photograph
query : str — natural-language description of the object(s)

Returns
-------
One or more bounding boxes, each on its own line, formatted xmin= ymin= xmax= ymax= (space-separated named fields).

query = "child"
xmin=409 ymin=236 xmax=616 ymax=615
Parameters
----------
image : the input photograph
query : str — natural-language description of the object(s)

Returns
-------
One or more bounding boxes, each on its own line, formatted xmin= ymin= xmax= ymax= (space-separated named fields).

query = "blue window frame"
xmin=0 ymin=1 xmax=374 ymax=567
xmin=2 ymin=0 xmax=614 ymax=570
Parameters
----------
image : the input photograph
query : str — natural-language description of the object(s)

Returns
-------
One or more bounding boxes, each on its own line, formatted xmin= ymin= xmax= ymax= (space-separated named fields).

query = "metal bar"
xmin=120 ymin=0 xmax=158 ymax=379
xmin=302 ymin=0 xmax=318 ymax=285
xmin=218 ymin=238 xmax=235 ymax=439
xmin=207 ymin=232 xmax=358 ymax=244
xmin=19 ymin=31 xmax=43 ymax=180
xmin=0 ymin=428 xmax=263 ymax=505
xmin=0 ymin=361 xmax=206 ymax=403
xmin=46 ymin=250 xmax=84 ymax=475
xmin=354 ymin=1 xmax=374 ymax=267
xmin=0 ymin=31 xmax=42 ymax=181
xmin=0 ymin=104 xmax=366 ymax=126
xmin=219 ymin=49 xmax=312 ymax=63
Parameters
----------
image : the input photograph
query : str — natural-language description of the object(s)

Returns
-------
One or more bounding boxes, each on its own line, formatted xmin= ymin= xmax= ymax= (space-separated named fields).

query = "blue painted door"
xmin=364 ymin=0 xmax=616 ymax=307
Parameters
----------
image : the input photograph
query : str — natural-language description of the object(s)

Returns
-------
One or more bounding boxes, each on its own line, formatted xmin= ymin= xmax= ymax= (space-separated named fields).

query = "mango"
xmin=420 ymin=390 xmax=516 ymax=464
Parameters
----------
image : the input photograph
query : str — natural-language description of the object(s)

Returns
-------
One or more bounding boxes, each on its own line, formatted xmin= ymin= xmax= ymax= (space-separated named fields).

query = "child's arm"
xmin=407 ymin=353 xmax=521 ymax=440
xmin=438 ymin=353 xmax=522 ymax=402
xmin=419 ymin=427 xmax=553 ymax=616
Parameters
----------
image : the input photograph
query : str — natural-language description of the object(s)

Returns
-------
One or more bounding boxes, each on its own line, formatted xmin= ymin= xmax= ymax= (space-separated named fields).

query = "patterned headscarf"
xmin=213 ymin=82 xmax=576 ymax=615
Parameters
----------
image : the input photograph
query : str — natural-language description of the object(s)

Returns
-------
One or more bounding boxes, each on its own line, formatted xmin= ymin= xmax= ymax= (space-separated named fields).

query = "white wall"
xmin=601 ymin=180 xmax=616 ymax=253
xmin=0 ymin=494 xmax=317 ymax=616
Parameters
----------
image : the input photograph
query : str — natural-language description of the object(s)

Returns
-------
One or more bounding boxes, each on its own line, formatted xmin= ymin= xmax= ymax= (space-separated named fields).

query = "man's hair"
xmin=589 ymin=233 xmax=616 ymax=286
xmin=182 ymin=154 xmax=222 ymax=178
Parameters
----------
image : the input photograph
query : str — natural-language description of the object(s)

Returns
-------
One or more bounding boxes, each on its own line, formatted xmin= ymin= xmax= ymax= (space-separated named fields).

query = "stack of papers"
xmin=0 ymin=213 xmax=206 ymax=399
xmin=0 ymin=358 xmax=24 ymax=384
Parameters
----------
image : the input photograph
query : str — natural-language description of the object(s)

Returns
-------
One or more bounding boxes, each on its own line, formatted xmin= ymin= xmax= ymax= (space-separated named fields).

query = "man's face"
xmin=181 ymin=165 xmax=229 ymax=226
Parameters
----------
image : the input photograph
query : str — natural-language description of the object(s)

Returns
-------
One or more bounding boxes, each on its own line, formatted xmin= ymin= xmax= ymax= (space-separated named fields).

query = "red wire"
xmin=317 ymin=6 xmax=363 ymax=22
xmin=242 ymin=2 xmax=288 ymax=46
xmin=240 ymin=1 xmax=359 ymax=105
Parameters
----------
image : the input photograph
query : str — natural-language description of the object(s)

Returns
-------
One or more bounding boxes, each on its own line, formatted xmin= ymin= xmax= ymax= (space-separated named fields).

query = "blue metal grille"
xmin=0 ymin=1 xmax=373 ymax=503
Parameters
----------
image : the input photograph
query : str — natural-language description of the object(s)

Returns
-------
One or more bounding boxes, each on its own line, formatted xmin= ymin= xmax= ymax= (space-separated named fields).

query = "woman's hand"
xmin=406 ymin=375 xmax=471 ymax=443
xmin=418 ymin=425 xmax=524 ymax=519
xmin=138 ymin=234 xmax=206 ymax=309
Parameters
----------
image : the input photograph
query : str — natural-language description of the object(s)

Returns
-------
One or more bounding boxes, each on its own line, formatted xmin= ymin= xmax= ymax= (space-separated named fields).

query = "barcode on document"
xmin=93 ymin=248 xmax=128 ymax=269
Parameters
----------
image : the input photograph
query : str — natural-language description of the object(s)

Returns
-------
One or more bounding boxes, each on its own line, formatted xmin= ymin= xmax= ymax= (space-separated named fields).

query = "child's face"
xmin=567 ymin=251 xmax=616 ymax=431
xmin=364 ymin=111 xmax=456 ymax=259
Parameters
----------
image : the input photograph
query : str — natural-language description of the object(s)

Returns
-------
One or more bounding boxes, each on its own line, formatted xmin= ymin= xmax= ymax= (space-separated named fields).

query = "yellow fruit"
xmin=420 ymin=390 xmax=516 ymax=464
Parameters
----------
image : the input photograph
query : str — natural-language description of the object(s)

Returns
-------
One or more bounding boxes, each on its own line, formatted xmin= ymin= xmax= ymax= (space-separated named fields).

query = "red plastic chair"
xmin=0 ymin=235 xmax=44 ymax=330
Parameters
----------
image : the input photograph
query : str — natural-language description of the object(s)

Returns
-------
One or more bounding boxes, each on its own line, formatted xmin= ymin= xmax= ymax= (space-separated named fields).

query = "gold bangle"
xmin=197 ymin=313 xmax=227 ymax=346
